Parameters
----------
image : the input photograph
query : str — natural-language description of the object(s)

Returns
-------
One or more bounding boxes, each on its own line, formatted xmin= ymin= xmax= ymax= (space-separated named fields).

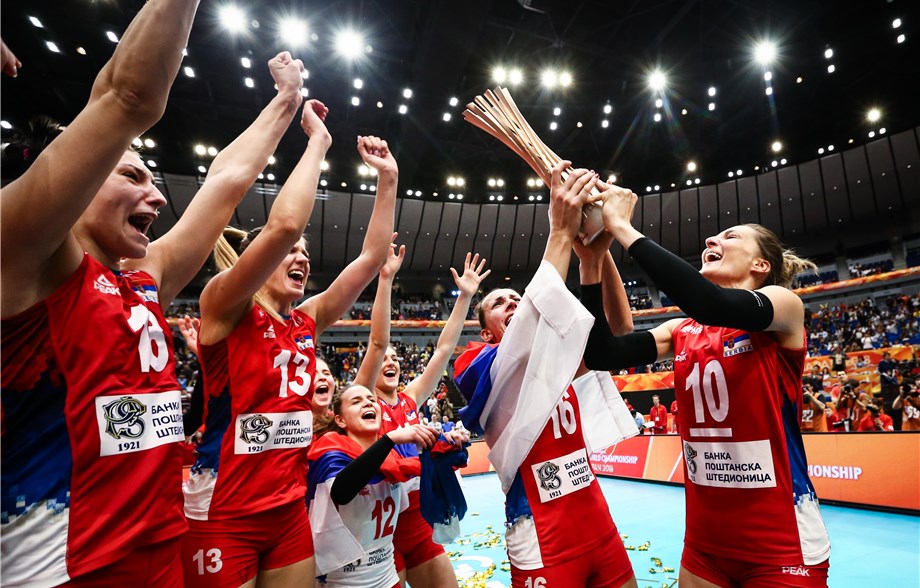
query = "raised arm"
xmin=353 ymin=238 xmax=404 ymax=389
xmin=197 ymin=101 xmax=331 ymax=344
xmin=542 ymin=162 xmax=598 ymax=280
xmin=1 ymin=0 xmax=199 ymax=303
xmin=595 ymin=185 xmax=805 ymax=345
xmin=134 ymin=52 xmax=305 ymax=307
xmin=574 ymin=223 xmax=633 ymax=335
xmin=298 ymin=136 xmax=397 ymax=333
xmin=403 ymin=254 xmax=491 ymax=405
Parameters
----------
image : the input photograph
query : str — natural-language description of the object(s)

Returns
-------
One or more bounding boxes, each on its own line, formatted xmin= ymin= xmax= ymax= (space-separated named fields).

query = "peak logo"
xmin=782 ymin=566 xmax=811 ymax=577
xmin=264 ymin=324 xmax=276 ymax=339
xmin=680 ymin=324 xmax=703 ymax=335
xmin=94 ymin=274 xmax=119 ymax=296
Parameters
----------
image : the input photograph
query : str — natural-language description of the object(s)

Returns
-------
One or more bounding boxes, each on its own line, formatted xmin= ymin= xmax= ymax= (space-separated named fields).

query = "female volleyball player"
xmin=308 ymin=385 xmax=451 ymax=587
xmin=1 ymin=6 xmax=310 ymax=585
xmin=363 ymin=251 xmax=489 ymax=587
xmin=454 ymin=164 xmax=639 ymax=588
xmin=182 ymin=104 xmax=400 ymax=585
xmin=582 ymin=187 xmax=831 ymax=587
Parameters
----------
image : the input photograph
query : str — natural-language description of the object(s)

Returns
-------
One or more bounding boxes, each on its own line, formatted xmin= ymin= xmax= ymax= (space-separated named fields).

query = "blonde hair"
xmin=743 ymin=224 xmax=817 ymax=288
xmin=213 ymin=227 xmax=285 ymax=322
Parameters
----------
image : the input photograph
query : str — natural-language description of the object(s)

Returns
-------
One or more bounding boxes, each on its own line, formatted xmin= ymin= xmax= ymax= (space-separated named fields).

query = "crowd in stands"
xmin=848 ymin=259 xmax=894 ymax=278
xmin=805 ymin=294 xmax=920 ymax=355
xmin=792 ymin=270 xmax=839 ymax=289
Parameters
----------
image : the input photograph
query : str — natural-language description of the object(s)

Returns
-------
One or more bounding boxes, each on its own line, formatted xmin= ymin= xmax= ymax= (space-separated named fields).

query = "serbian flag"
xmin=307 ymin=433 xmax=417 ymax=575
xmin=419 ymin=437 xmax=470 ymax=544
xmin=454 ymin=341 xmax=499 ymax=435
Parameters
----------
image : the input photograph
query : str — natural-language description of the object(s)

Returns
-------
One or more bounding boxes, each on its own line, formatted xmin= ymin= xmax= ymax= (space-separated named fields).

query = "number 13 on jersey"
xmin=273 ymin=349 xmax=312 ymax=397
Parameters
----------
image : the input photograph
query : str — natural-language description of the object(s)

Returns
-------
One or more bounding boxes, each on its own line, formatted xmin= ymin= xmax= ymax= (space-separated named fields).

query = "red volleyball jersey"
xmin=184 ymin=305 xmax=316 ymax=520
xmin=377 ymin=392 xmax=422 ymax=499
xmin=2 ymin=254 xmax=186 ymax=586
xmin=506 ymin=386 xmax=618 ymax=569
xmin=671 ymin=320 xmax=830 ymax=566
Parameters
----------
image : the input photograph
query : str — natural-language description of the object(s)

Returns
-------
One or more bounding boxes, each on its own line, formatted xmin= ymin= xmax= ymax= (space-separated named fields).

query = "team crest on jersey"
xmin=131 ymin=284 xmax=159 ymax=304
xmin=536 ymin=461 xmax=562 ymax=491
xmin=239 ymin=414 xmax=274 ymax=444
xmin=684 ymin=443 xmax=698 ymax=476
xmin=294 ymin=335 xmax=314 ymax=351
xmin=722 ymin=332 xmax=753 ymax=357
xmin=102 ymin=396 xmax=148 ymax=439
xmin=93 ymin=274 xmax=119 ymax=296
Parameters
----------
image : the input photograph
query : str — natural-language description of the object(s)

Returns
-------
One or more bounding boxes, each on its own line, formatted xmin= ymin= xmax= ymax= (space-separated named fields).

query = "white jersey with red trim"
xmin=672 ymin=319 xmax=830 ymax=566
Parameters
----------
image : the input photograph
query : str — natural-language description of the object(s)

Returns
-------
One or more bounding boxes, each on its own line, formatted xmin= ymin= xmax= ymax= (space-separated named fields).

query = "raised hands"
xmin=450 ymin=252 xmax=491 ymax=298
xmin=588 ymin=181 xmax=639 ymax=245
xmin=380 ymin=233 xmax=406 ymax=281
xmin=549 ymin=161 xmax=599 ymax=242
xmin=267 ymin=51 xmax=305 ymax=99
xmin=177 ymin=314 xmax=201 ymax=356
xmin=300 ymin=99 xmax=330 ymax=140
xmin=357 ymin=135 xmax=398 ymax=177
xmin=387 ymin=423 xmax=440 ymax=450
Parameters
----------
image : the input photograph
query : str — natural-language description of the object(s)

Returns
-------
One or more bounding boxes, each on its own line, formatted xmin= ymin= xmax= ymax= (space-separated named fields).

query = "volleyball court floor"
xmin=447 ymin=474 xmax=919 ymax=587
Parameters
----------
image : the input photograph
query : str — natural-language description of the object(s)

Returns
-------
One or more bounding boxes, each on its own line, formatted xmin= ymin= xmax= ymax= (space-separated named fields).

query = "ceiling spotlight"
xmin=892 ymin=18 xmax=902 ymax=29
xmin=771 ymin=141 xmax=782 ymax=153
xmin=764 ymin=71 xmax=773 ymax=81
xmin=403 ymin=88 xmax=413 ymax=99
xmin=353 ymin=78 xmax=363 ymax=89
xmin=301 ymin=69 xmax=309 ymax=79
xmin=184 ymin=66 xmax=195 ymax=78
xmin=897 ymin=34 xmax=906 ymax=44
xmin=106 ymin=31 xmax=119 ymax=43
xmin=240 ymin=57 xmax=251 ymax=68
xmin=681 ymin=108 xmax=688 ymax=115
xmin=76 ymin=47 xmax=87 ymax=55
xmin=653 ymin=112 xmax=662 ymax=122
xmin=648 ymin=70 xmax=666 ymax=91
xmin=827 ymin=64 xmax=836 ymax=73
xmin=457 ymin=178 xmax=465 ymax=187
xmin=279 ymin=17 xmax=308 ymax=47
xmin=879 ymin=128 xmax=887 ymax=134
xmin=266 ymin=173 xmax=275 ymax=181
xmin=796 ymin=76 xmax=803 ymax=83
xmin=398 ymin=104 xmax=408 ymax=115
xmin=736 ymin=169 xmax=742 ymax=176
xmin=415 ymin=190 xmax=422 ymax=196
xmin=207 ymin=146 xmax=218 ymax=156
xmin=457 ymin=194 xmax=464 ymax=200
xmin=708 ymin=86 xmax=716 ymax=97
xmin=655 ymin=98 xmax=663 ymax=108
xmin=754 ymin=40 xmax=777 ymax=65
xmin=493 ymin=66 xmax=507 ymax=84
xmin=497 ymin=195 xmax=503 ymax=201
xmin=765 ymin=87 xmax=773 ymax=96
xmin=603 ymin=104 xmax=613 ymax=115
xmin=646 ymin=186 xmax=652 ymax=193
xmin=694 ymin=178 xmax=701 ymax=184
xmin=488 ymin=178 xmax=496 ymax=188
xmin=781 ymin=158 xmax=787 ymax=164
xmin=824 ymin=48 xmax=834 ymax=59
xmin=360 ymin=184 xmax=367 ymax=191
xmin=334 ymin=29 xmax=365 ymax=60
xmin=268 ymin=155 xmax=276 ymax=165
xmin=553 ymin=106 xmax=561 ymax=116
xmin=771 ymin=160 xmax=778 ymax=167
xmin=351 ymin=96 xmax=360 ymax=106
xmin=300 ymin=88 xmax=309 ymax=97
xmin=198 ymin=165 xmax=207 ymax=173
xmin=146 ymin=160 xmax=156 ymax=168
xmin=143 ymin=138 xmax=155 ymax=149
xmin=535 ymin=195 xmax=542 ymax=201
xmin=867 ymin=108 xmax=881 ymax=122
xmin=447 ymin=176 xmax=457 ymax=187
xmin=489 ymin=195 xmax=496 ymax=201
xmin=376 ymin=101 xmax=383 ymax=108
xmin=442 ymin=112 xmax=451 ymax=122
xmin=827 ymin=145 xmax=834 ymax=151
xmin=686 ymin=179 xmax=693 ymax=186
xmin=497 ymin=179 xmax=505 ymax=187
xmin=194 ymin=144 xmax=206 ymax=156
xmin=818 ymin=147 xmax=825 ymax=155
xmin=528 ymin=195 xmax=535 ymax=201
xmin=508 ymin=68 xmax=523 ymax=85
xmin=527 ymin=179 xmax=535 ymax=188
xmin=549 ymin=121 xmax=558 ymax=131
xmin=244 ymin=77 xmax=254 ymax=88
xmin=320 ymin=179 xmax=328 ymax=187
xmin=541 ymin=69 xmax=559 ymax=88
xmin=29 ymin=16 xmax=43 ymax=28
xmin=449 ymin=97 xmax=459 ymax=107
xmin=728 ymin=171 xmax=735 ymax=178
xmin=687 ymin=161 xmax=697 ymax=172
xmin=559 ymin=71 xmax=572 ymax=87
xmin=406 ymin=189 xmax=413 ymax=196
xmin=132 ymin=137 xmax=143 ymax=148
xmin=218 ymin=5 xmax=247 ymax=34
xmin=577 ymin=121 xmax=583 ymax=128
xmin=358 ymin=165 xmax=369 ymax=176
xmin=607 ymin=174 xmax=617 ymax=183
xmin=601 ymin=119 xmax=609 ymax=128
xmin=320 ymin=160 xmax=330 ymax=171
xmin=708 ymin=103 xmax=716 ymax=111
xmin=654 ymin=185 xmax=660 ymax=191
xmin=449 ymin=193 xmax=456 ymax=200
xmin=46 ymin=41 xmax=60 ymax=53
xmin=868 ymin=131 xmax=876 ymax=138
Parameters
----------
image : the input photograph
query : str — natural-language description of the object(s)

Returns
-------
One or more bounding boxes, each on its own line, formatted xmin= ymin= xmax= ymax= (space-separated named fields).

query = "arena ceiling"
xmin=2 ymin=0 xmax=919 ymax=282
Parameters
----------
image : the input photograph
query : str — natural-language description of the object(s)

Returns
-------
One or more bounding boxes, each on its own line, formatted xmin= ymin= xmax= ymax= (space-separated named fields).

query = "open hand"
xmin=451 ymin=252 xmax=491 ymax=297
xmin=380 ymin=233 xmax=406 ymax=280
xmin=177 ymin=314 xmax=200 ymax=357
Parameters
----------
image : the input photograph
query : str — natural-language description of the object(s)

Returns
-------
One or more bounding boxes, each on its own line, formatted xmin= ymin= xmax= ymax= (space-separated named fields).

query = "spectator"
xmin=632 ymin=410 xmax=646 ymax=433
xmin=441 ymin=415 xmax=454 ymax=433
xmin=648 ymin=394 xmax=668 ymax=435
xmin=669 ymin=399 xmax=679 ymax=433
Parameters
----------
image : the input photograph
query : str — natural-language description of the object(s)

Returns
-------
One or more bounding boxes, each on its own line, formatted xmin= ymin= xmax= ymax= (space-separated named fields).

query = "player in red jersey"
xmin=183 ymin=114 xmax=400 ymax=587
xmin=454 ymin=165 xmax=639 ymax=588
xmin=0 ymin=5 xmax=319 ymax=586
xmin=360 ymin=250 xmax=489 ymax=587
xmin=582 ymin=187 xmax=831 ymax=587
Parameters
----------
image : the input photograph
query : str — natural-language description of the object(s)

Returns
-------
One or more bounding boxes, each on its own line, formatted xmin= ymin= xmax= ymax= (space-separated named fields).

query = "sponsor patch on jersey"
xmin=93 ymin=274 xmax=119 ymax=296
xmin=530 ymin=448 xmax=595 ymax=503
xmin=233 ymin=410 xmax=312 ymax=454
xmin=722 ymin=332 xmax=753 ymax=357
xmin=683 ymin=439 xmax=776 ymax=489
xmin=295 ymin=335 xmax=314 ymax=351
xmin=95 ymin=390 xmax=183 ymax=456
